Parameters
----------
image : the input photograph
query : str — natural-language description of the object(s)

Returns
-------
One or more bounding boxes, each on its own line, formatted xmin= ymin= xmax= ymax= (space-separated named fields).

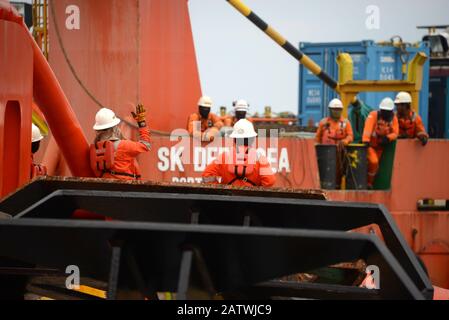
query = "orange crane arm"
xmin=0 ymin=1 xmax=94 ymax=177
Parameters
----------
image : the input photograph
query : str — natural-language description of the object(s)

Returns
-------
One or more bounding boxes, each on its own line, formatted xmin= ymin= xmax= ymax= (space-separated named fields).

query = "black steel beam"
xmin=0 ymin=177 xmax=326 ymax=216
xmin=242 ymin=280 xmax=382 ymax=300
xmin=5 ymin=187 xmax=432 ymax=299
xmin=0 ymin=218 xmax=424 ymax=300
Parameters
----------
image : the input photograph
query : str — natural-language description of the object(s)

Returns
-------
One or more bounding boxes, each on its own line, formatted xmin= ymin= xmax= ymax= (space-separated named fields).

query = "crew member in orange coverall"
xmin=223 ymin=99 xmax=251 ymax=127
xmin=90 ymin=104 xmax=151 ymax=181
xmin=315 ymin=99 xmax=353 ymax=188
xmin=316 ymin=98 xmax=354 ymax=146
xmin=362 ymin=98 xmax=399 ymax=188
xmin=394 ymin=92 xmax=429 ymax=146
xmin=30 ymin=124 xmax=47 ymax=179
xmin=187 ymin=96 xmax=224 ymax=142
xmin=202 ymin=119 xmax=276 ymax=187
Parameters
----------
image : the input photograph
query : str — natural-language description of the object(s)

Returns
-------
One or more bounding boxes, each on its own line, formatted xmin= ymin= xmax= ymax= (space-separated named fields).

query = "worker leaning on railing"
xmin=220 ymin=99 xmax=253 ymax=137
xmin=395 ymin=92 xmax=429 ymax=146
xmin=362 ymin=98 xmax=399 ymax=188
xmin=224 ymin=99 xmax=251 ymax=127
xmin=90 ymin=104 xmax=151 ymax=181
xmin=187 ymin=96 xmax=224 ymax=142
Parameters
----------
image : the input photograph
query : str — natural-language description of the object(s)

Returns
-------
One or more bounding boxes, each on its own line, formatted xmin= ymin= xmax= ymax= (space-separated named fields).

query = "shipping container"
xmin=298 ymin=40 xmax=430 ymax=129
xmin=429 ymin=76 xmax=449 ymax=138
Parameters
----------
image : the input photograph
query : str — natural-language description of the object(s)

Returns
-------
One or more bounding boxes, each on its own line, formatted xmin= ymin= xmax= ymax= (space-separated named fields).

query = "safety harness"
xmin=228 ymin=166 xmax=257 ymax=186
xmin=90 ymin=140 xmax=141 ymax=180
xmin=227 ymin=148 xmax=257 ymax=186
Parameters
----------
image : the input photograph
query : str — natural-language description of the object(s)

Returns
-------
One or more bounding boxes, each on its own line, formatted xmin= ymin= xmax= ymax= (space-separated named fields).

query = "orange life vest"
xmin=90 ymin=140 xmax=142 ymax=179
xmin=321 ymin=118 xmax=350 ymax=145
xmin=372 ymin=112 xmax=395 ymax=140
xmin=226 ymin=147 xmax=257 ymax=186
xmin=399 ymin=112 xmax=418 ymax=138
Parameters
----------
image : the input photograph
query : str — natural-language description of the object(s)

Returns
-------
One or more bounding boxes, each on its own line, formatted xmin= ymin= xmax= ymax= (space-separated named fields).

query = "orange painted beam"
xmin=31 ymin=37 xmax=93 ymax=177
xmin=0 ymin=19 xmax=33 ymax=197
xmin=0 ymin=1 xmax=94 ymax=178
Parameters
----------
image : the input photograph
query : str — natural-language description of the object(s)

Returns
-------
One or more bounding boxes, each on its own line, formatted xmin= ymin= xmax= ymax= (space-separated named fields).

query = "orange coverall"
xmin=315 ymin=117 xmax=354 ymax=145
xmin=102 ymin=127 xmax=151 ymax=181
xmin=202 ymin=147 xmax=276 ymax=187
xmin=187 ymin=113 xmax=224 ymax=140
xmin=316 ymin=117 xmax=354 ymax=187
xmin=398 ymin=111 xmax=429 ymax=139
xmin=362 ymin=111 xmax=399 ymax=186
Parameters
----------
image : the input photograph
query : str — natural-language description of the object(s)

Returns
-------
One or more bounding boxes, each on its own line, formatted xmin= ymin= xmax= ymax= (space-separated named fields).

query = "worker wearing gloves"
xmin=316 ymin=99 xmax=354 ymax=146
xmin=362 ymin=98 xmax=399 ymax=188
xmin=395 ymin=92 xmax=429 ymax=146
xmin=187 ymin=96 xmax=224 ymax=142
xmin=202 ymin=119 xmax=276 ymax=187
xmin=30 ymin=124 xmax=47 ymax=179
xmin=90 ymin=104 xmax=151 ymax=181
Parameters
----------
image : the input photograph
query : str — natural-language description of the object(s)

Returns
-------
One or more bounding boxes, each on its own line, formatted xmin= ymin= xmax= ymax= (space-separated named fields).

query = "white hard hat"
xmin=198 ymin=96 xmax=213 ymax=108
xmin=32 ymin=124 xmax=44 ymax=143
xmin=234 ymin=99 xmax=249 ymax=112
xmin=394 ymin=92 xmax=412 ymax=104
xmin=379 ymin=98 xmax=395 ymax=111
xmin=328 ymin=98 xmax=344 ymax=110
xmin=93 ymin=108 xmax=121 ymax=131
xmin=230 ymin=119 xmax=258 ymax=139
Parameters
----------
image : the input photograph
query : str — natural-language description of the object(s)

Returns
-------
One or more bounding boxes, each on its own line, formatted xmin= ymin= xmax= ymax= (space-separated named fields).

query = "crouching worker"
xmin=90 ymin=104 xmax=151 ymax=181
xmin=202 ymin=119 xmax=276 ymax=187
xmin=31 ymin=124 xmax=47 ymax=179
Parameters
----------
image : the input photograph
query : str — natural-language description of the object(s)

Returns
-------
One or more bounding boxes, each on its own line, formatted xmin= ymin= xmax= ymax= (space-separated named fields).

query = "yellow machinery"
xmin=337 ymin=52 xmax=428 ymax=116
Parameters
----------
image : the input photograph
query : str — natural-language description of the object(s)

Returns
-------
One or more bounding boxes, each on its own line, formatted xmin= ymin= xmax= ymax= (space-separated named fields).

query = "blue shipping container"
xmin=298 ymin=40 xmax=430 ymax=129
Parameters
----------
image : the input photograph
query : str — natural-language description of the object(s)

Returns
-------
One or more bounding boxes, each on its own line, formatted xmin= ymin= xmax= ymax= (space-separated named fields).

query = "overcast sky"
xmin=189 ymin=0 xmax=449 ymax=115
xmin=19 ymin=0 xmax=449 ymax=114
